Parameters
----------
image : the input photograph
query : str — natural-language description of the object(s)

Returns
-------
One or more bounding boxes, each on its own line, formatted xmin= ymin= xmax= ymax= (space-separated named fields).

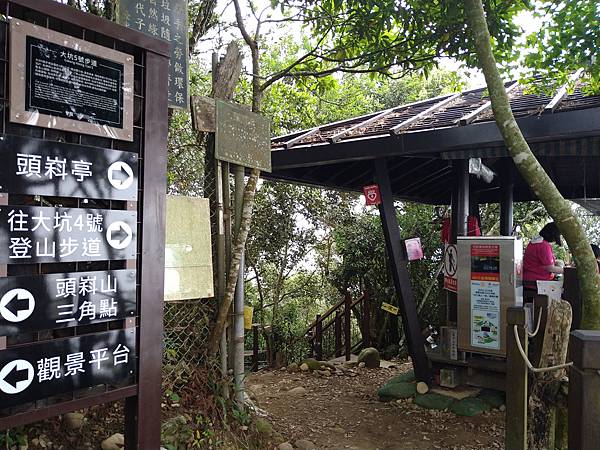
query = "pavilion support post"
xmin=344 ymin=292 xmax=352 ymax=361
xmin=447 ymin=159 xmax=470 ymax=324
xmin=500 ymin=159 xmax=515 ymax=236
xmin=452 ymin=159 xmax=469 ymax=239
xmin=374 ymin=158 xmax=431 ymax=383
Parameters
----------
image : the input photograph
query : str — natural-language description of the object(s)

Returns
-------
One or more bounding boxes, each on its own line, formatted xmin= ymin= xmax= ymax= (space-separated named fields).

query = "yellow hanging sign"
xmin=381 ymin=302 xmax=399 ymax=315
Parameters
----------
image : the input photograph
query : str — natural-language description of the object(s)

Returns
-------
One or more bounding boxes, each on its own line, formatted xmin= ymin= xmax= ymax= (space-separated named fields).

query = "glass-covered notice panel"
xmin=9 ymin=19 xmax=134 ymax=141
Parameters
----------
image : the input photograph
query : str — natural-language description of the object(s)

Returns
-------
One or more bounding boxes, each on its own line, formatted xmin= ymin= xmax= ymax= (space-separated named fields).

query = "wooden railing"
xmin=306 ymin=291 xmax=371 ymax=361
xmin=247 ymin=292 xmax=371 ymax=371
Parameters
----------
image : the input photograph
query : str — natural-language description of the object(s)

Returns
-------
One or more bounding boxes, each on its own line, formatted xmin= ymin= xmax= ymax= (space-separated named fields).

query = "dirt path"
xmin=247 ymin=362 xmax=504 ymax=450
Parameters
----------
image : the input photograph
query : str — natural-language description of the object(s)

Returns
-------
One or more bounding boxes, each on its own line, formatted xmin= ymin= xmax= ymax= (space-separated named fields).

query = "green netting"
xmin=450 ymin=397 xmax=491 ymax=416
xmin=378 ymin=381 xmax=417 ymax=401
xmin=414 ymin=392 xmax=455 ymax=410
xmin=478 ymin=389 xmax=505 ymax=409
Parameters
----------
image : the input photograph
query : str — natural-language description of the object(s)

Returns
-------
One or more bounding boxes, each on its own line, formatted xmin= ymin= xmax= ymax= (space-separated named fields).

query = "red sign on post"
xmin=363 ymin=184 xmax=381 ymax=206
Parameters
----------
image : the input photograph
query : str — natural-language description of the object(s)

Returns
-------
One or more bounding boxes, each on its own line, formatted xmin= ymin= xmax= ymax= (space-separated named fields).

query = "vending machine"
xmin=457 ymin=236 xmax=523 ymax=357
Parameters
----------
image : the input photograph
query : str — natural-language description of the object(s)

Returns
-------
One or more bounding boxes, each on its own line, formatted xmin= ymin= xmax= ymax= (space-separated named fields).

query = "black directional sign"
xmin=0 ymin=135 xmax=138 ymax=201
xmin=0 ymin=205 xmax=136 ymax=264
xmin=0 ymin=329 xmax=136 ymax=408
xmin=0 ymin=270 xmax=136 ymax=336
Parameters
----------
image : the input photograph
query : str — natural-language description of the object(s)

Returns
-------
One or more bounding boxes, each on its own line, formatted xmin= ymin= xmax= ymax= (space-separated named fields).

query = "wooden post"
xmin=569 ymin=330 xmax=600 ymax=450
xmin=315 ymin=314 xmax=323 ymax=361
xmin=363 ymin=294 xmax=371 ymax=348
xmin=506 ymin=307 xmax=528 ymax=450
xmin=252 ymin=325 xmax=259 ymax=372
xmin=344 ymin=292 xmax=352 ymax=361
xmin=335 ymin=311 xmax=342 ymax=357
xmin=374 ymin=158 xmax=431 ymax=382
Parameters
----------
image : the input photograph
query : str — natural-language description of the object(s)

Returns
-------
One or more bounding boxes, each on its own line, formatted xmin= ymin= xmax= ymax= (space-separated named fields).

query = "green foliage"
xmin=0 ymin=428 xmax=28 ymax=447
xmin=161 ymin=414 xmax=220 ymax=449
xmin=524 ymin=1 xmax=600 ymax=93
xmin=269 ymin=0 xmax=527 ymax=76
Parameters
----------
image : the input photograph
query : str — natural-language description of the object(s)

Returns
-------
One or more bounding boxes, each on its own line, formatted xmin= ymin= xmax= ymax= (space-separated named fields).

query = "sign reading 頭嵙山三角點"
xmin=9 ymin=20 xmax=134 ymax=141
xmin=118 ymin=0 xmax=189 ymax=109
xmin=0 ymin=270 xmax=137 ymax=336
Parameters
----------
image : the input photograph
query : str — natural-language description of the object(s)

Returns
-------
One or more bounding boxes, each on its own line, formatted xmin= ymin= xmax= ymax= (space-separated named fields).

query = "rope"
xmin=526 ymin=308 xmax=543 ymax=337
xmin=513 ymin=325 xmax=573 ymax=373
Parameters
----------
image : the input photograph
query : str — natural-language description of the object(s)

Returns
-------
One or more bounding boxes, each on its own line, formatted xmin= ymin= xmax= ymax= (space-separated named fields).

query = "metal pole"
xmin=233 ymin=164 xmax=246 ymax=406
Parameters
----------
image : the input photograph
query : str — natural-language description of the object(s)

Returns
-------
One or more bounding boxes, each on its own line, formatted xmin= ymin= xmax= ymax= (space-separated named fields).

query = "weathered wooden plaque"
xmin=215 ymin=99 xmax=271 ymax=172
xmin=9 ymin=19 xmax=134 ymax=141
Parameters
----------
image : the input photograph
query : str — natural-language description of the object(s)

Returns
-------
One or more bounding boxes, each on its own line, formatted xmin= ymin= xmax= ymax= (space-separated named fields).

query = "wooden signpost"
xmin=0 ymin=2 xmax=169 ymax=449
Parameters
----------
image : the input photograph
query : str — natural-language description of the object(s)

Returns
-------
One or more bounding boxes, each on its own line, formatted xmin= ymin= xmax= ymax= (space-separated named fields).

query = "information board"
xmin=0 ymin=206 xmax=137 ymax=264
xmin=10 ymin=20 xmax=134 ymax=141
xmin=0 ymin=135 xmax=138 ymax=201
xmin=0 ymin=270 xmax=136 ymax=336
xmin=118 ymin=0 xmax=189 ymax=109
xmin=0 ymin=329 xmax=135 ymax=408
xmin=215 ymin=100 xmax=271 ymax=172
xmin=470 ymin=244 xmax=500 ymax=350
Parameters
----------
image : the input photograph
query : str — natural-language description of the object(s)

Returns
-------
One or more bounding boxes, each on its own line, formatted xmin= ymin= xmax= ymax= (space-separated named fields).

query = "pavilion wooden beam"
xmin=374 ymin=158 xmax=431 ymax=383
xmin=544 ymin=68 xmax=584 ymax=113
xmin=390 ymin=93 xmax=461 ymax=135
xmin=402 ymin=166 xmax=452 ymax=194
xmin=329 ymin=109 xmax=398 ymax=143
xmin=270 ymin=107 xmax=600 ymax=170
xmin=283 ymin=126 xmax=321 ymax=149
xmin=457 ymin=81 xmax=519 ymax=126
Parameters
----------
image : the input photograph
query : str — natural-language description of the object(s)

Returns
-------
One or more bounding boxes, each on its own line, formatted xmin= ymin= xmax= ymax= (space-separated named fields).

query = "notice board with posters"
xmin=457 ymin=237 xmax=523 ymax=357
xmin=0 ymin=1 xmax=170 ymax=448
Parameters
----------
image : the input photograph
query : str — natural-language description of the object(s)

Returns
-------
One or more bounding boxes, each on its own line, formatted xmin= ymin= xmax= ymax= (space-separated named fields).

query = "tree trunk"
xmin=527 ymin=299 xmax=572 ymax=448
xmin=464 ymin=0 xmax=600 ymax=329
xmin=208 ymin=168 xmax=261 ymax=355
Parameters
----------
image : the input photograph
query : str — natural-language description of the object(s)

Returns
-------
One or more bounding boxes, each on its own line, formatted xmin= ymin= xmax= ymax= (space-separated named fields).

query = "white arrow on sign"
xmin=106 ymin=221 xmax=133 ymax=250
xmin=0 ymin=288 xmax=35 ymax=323
xmin=0 ymin=359 xmax=34 ymax=394
xmin=107 ymin=161 xmax=134 ymax=190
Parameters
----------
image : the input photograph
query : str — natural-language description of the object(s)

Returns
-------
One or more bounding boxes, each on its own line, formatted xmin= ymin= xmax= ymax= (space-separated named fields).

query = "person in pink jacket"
xmin=523 ymin=222 xmax=564 ymax=292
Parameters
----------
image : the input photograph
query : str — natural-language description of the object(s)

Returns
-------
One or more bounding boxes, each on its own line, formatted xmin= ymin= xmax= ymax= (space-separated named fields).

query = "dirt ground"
xmin=247 ymin=361 xmax=505 ymax=450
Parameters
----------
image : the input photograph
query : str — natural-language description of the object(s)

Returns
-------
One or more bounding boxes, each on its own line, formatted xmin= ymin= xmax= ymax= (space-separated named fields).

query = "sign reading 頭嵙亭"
xmin=215 ymin=100 xmax=271 ymax=172
xmin=10 ymin=20 xmax=134 ymax=141
xmin=0 ymin=206 xmax=137 ymax=263
xmin=118 ymin=0 xmax=189 ymax=109
xmin=0 ymin=329 xmax=135 ymax=408
xmin=0 ymin=135 xmax=138 ymax=201
xmin=0 ymin=270 xmax=137 ymax=336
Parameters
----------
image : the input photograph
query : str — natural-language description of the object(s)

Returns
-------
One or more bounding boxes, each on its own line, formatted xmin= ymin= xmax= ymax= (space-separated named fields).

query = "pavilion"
xmin=266 ymin=79 xmax=600 ymax=382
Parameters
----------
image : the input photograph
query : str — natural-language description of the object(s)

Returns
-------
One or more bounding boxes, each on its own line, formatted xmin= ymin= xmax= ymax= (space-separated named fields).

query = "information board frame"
xmin=9 ymin=19 xmax=135 ymax=142
xmin=0 ymin=2 xmax=170 ymax=449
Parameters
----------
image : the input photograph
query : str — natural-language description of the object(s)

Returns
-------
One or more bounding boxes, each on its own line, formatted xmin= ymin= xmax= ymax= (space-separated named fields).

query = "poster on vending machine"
xmin=470 ymin=245 xmax=501 ymax=350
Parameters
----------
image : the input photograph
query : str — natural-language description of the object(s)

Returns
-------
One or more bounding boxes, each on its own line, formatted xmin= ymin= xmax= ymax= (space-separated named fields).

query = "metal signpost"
xmin=0 ymin=1 xmax=169 ymax=449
